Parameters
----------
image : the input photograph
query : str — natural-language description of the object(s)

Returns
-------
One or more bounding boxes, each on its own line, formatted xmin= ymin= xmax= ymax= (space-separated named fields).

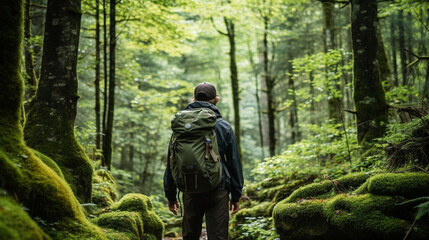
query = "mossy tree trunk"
xmin=377 ymin=27 xmax=392 ymax=90
xmin=103 ymin=0 xmax=116 ymax=170
xmin=24 ymin=0 xmax=93 ymax=203
xmin=0 ymin=1 xmax=103 ymax=238
xmin=351 ymin=0 xmax=388 ymax=144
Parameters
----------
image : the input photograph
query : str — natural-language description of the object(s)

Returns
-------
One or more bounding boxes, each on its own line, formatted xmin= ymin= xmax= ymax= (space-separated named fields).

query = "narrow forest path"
xmin=163 ymin=228 xmax=208 ymax=240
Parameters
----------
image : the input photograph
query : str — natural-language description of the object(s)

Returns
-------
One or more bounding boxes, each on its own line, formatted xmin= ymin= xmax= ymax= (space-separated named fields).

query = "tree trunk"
xmin=24 ymin=0 xmax=38 ymax=100
xmin=350 ymin=0 xmax=388 ymax=145
xmin=377 ymin=27 xmax=392 ymax=90
xmin=0 ymin=2 xmax=103 ymax=236
xmin=390 ymin=15 xmax=399 ymax=87
xmin=247 ymin=41 xmax=265 ymax=158
xmin=398 ymin=10 xmax=407 ymax=86
xmin=286 ymin=52 xmax=300 ymax=143
xmin=262 ymin=16 xmax=276 ymax=157
xmin=103 ymin=0 xmax=116 ymax=170
xmin=224 ymin=17 xmax=242 ymax=161
xmin=322 ymin=1 xmax=342 ymax=122
xmin=95 ymin=0 xmax=101 ymax=150
xmin=24 ymin=0 xmax=93 ymax=203
xmin=102 ymin=0 xmax=108 ymax=165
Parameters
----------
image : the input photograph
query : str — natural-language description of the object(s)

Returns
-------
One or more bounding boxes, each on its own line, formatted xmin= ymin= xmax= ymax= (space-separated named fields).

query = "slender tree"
xmin=350 ymin=0 xmax=388 ymax=144
xmin=211 ymin=15 xmax=242 ymax=160
xmin=103 ymin=0 xmax=116 ymax=170
xmin=322 ymin=1 xmax=341 ymax=122
xmin=262 ymin=14 xmax=276 ymax=157
xmin=102 ymin=0 xmax=108 ymax=166
xmin=95 ymin=0 xmax=101 ymax=150
xmin=24 ymin=0 xmax=38 ymax=100
xmin=24 ymin=0 xmax=93 ymax=202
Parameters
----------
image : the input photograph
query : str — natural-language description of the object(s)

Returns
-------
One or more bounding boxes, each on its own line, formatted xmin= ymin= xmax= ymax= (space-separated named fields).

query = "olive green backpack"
xmin=169 ymin=108 xmax=222 ymax=193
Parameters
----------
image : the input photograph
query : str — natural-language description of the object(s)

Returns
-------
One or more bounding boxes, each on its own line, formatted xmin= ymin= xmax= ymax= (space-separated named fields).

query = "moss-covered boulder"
xmin=0 ymin=196 xmax=50 ymax=240
xmin=92 ymin=169 xmax=118 ymax=208
xmin=273 ymin=172 xmax=429 ymax=240
xmin=93 ymin=211 xmax=143 ymax=240
xmin=103 ymin=194 xmax=164 ymax=240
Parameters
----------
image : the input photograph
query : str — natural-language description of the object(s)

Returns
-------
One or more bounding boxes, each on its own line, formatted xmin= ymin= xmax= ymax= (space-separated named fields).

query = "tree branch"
xmin=210 ymin=17 xmax=228 ymax=36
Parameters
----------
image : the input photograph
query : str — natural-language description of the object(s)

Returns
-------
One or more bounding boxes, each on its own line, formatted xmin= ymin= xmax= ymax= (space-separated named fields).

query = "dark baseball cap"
xmin=194 ymin=82 xmax=217 ymax=101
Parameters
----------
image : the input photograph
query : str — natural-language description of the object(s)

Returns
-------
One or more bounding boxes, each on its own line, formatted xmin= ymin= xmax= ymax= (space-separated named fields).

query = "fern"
xmin=416 ymin=200 xmax=429 ymax=220
xmin=400 ymin=196 xmax=429 ymax=220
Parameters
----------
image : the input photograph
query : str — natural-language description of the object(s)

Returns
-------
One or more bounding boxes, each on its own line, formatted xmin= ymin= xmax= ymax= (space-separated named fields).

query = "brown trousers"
xmin=182 ymin=189 xmax=229 ymax=240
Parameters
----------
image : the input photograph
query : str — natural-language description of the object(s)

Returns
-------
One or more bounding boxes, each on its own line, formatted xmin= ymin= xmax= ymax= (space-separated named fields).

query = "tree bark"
xmin=24 ymin=0 xmax=93 ymax=203
xmin=350 ymin=0 xmax=388 ymax=145
xmin=95 ymin=0 xmax=101 ymax=150
xmin=377 ymin=27 xmax=392 ymax=90
xmin=103 ymin=0 xmax=116 ymax=170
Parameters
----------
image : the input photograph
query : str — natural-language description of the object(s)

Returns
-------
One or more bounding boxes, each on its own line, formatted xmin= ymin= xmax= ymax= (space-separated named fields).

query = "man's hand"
xmin=168 ymin=201 xmax=179 ymax=215
xmin=230 ymin=201 xmax=240 ymax=216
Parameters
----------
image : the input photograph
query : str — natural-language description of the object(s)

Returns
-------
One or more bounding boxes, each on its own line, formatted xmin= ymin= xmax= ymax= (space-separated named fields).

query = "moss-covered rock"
xmin=110 ymin=194 xmax=164 ymax=239
xmin=93 ymin=211 xmax=143 ymax=240
xmin=0 ymin=196 xmax=50 ymax=240
xmin=360 ymin=173 xmax=429 ymax=198
xmin=273 ymin=172 xmax=429 ymax=240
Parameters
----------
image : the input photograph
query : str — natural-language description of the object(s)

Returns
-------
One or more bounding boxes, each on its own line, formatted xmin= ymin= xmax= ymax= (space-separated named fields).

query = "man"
xmin=164 ymin=82 xmax=244 ymax=240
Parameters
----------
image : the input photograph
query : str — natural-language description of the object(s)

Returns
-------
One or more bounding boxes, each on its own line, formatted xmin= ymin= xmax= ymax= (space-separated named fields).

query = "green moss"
xmin=273 ymin=172 xmax=429 ymax=239
xmin=0 ymin=196 xmax=50 ymax=240
xmin=24 ymin=103 xmax=93 ymax=203
xmin=0 ymin=147 xmax=105 ymax=240
xmin=32 ymin=149 xmax=64 ymax=179
xmin=111 ymin=194 xmax=164 ymax=239
xmin=366 ymin=173 xmax=429 ymax=198
xmin=94 ymin=211 xmax=143 ymax=239
xmin=92 ymin=170 xmax=117 ymax=208
xmin=324 ymin=194 xmax=408 ymax=238
xmin=273 ymin=200 xmax=329 ymax=239
xmin=285 ymin=181 xmax=333 ymax=203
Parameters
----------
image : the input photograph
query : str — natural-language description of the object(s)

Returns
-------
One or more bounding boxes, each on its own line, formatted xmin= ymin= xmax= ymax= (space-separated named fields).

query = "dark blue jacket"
xmin=164 ymin=101 xmax=244 ymax=203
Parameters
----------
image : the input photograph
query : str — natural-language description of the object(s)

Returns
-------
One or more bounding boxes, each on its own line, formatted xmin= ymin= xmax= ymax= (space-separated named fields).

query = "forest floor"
xmin=163 ymin=228 xmax=207 ymax=240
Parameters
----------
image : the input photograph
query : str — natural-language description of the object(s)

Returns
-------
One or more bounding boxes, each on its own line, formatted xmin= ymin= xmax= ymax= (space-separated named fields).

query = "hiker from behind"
xmin=164 ymin=82 xmax=244 ymax=240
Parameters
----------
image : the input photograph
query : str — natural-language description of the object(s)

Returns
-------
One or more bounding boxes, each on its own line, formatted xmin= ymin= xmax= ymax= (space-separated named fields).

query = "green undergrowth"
xmin=92 ymin=169 xmax=118 ymax=208
xmin=93 ymin=193 xmax=164 ymax=240
xmin=273 ymin=172 xmax=429 ymax=240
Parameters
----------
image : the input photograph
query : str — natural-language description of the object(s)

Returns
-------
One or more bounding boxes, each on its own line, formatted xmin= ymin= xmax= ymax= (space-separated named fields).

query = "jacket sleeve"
xmin=164 ymin=139 xmax=177 ymax=202
xmin=224 ymin=126 xmax=244 ymax=203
